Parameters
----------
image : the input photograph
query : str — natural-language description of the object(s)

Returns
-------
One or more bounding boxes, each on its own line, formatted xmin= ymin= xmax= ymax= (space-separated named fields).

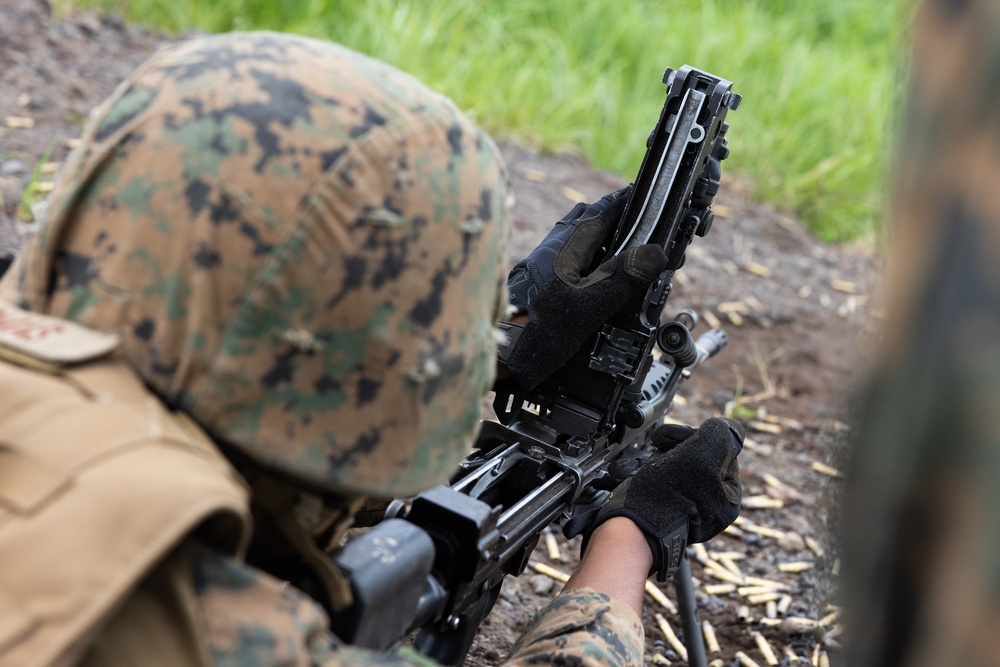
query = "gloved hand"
xmin=583 ymin=417 xmax=744 ymax=581
xmin=504 ymin=186 xmax=668 ymax=389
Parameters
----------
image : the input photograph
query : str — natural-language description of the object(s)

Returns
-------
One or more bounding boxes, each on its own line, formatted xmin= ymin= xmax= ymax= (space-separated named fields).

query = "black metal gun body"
xmin=329 ymin=66 xmax=740 ymax=665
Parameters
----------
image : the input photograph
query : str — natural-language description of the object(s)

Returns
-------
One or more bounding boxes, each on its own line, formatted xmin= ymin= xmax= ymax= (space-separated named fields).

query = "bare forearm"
xmin=563 ymin=517 xmax=652 ymax=616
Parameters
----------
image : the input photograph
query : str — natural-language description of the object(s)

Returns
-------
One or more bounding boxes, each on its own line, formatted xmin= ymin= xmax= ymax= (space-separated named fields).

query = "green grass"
xmin=57 ymin=0 xmax=907 ymax=241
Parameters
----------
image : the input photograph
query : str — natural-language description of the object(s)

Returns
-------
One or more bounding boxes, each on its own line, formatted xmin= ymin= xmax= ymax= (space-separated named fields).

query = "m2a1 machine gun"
xmin=327 ymin=66 xmax=742 ymax=666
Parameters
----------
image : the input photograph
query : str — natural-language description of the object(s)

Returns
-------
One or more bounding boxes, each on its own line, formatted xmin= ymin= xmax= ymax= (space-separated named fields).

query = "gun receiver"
xmin=329 ymin=66 xmax=740 ymax=666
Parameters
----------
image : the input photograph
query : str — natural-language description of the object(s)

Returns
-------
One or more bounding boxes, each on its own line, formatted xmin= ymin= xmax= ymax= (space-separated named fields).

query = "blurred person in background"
xmin=843 ymin=0 xmax=1000 ymax=665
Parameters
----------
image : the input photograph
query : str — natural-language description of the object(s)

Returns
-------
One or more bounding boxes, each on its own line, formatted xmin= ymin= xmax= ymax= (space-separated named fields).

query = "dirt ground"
xmin=1 ymin=0 xmax=880 ymax=664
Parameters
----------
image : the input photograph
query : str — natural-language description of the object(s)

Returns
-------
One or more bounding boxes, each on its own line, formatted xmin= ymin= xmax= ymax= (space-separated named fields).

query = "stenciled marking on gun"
xmin=370 ymin=536 xmax=399 ymax=564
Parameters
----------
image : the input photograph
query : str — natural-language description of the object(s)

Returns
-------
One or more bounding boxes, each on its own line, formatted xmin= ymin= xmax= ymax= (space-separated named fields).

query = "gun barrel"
xmin=693 ymin=328 xmax=728 ymax=368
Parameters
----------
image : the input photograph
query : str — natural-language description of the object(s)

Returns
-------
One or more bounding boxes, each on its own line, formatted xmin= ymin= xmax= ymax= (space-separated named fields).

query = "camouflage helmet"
xmin=0 ymin=32 xmax=511 ymax=497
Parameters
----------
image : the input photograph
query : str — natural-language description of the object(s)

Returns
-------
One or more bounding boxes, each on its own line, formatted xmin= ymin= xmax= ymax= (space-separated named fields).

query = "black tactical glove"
xmin=584 ymin=417 xmax=744 ymax=581
xmin=505 ymin=187 xmax=668 ymax=389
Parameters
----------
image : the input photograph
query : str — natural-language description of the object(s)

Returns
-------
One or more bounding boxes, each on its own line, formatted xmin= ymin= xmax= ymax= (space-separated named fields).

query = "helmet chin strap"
xmin=238 ymin=463 xmax=363 ymax=614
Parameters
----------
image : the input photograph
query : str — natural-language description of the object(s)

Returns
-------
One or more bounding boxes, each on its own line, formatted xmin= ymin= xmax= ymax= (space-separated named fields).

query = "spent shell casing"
xmin=754 ymin=632 xmax=779 ymax=666
xmin=702 ymin=619 xmax=721 ymax=653
xmin=718 ymin=555 xmax=745 ymax=578
xmin=704 ymin=583 xmax=738 ymax=596
xmin=744 ymin=576 xmax=787 ymax=589
xmin=778 ymin=561 xmax=814 ymax=573
xmin=818 ymin=610 xmax=840 ymax=627
xmin=645 ymin=581 xmax=678 ymax=614
xmin=742 ymin=496 xmax=785 ymax=509
xmin=805 ymin=536 xmax=825 ymax=558
xmin=735 ymin=650 xmax=762 ymax=667
xmin=655 ymin=613 xmax=688 ymax=663
xmin=703 ymin=559 xmax=745 ymax=584
xmin=530 ymin=562 xmax=569 ymax=582
xmin=743 ymin=524 xmax=786 ymax=540
xmin=784 ymin=616 xmax=820 ymax=631
xmin=544 ymin=530 xmax=562 ymax=562
xmin=811 ymin=461 xmax=842 ymax=477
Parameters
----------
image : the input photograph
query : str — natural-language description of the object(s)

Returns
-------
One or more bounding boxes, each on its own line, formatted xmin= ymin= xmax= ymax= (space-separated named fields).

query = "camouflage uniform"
xmin=0 ymin=33 xmax=643 ymax=666
xmin=843 ymin=1 xmax=1000 ymax=665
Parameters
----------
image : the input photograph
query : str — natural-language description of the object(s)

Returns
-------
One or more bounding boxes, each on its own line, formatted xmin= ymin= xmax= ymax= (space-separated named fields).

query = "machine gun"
xmin=328 ymin=66 xmax=741 ymax=666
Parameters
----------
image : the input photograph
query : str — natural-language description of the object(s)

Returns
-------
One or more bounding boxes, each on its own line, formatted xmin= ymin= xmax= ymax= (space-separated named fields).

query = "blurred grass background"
xmin=56 ymin=0 xmax=908 ymax=241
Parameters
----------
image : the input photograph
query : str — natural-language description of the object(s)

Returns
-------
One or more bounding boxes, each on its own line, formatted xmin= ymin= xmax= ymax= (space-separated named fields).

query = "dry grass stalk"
xmin=748 ymin=420 xmax=782 ymax=434
xmin=718 ymin=301 xmax=750 ymax=314
xmin=5 ymin=116 xmax=35 ymax=128
xmin=702 ymin=310 xmax=722 ymax=329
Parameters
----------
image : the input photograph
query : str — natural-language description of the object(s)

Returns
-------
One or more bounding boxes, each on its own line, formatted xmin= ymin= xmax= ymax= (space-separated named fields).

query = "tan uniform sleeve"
xmin=503 ymin=588 xmax=645 ymax=667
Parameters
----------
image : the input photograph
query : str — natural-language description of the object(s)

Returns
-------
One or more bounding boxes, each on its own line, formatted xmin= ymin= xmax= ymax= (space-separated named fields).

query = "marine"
xmin=0 ymin=31 xmax=742 ymax=666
